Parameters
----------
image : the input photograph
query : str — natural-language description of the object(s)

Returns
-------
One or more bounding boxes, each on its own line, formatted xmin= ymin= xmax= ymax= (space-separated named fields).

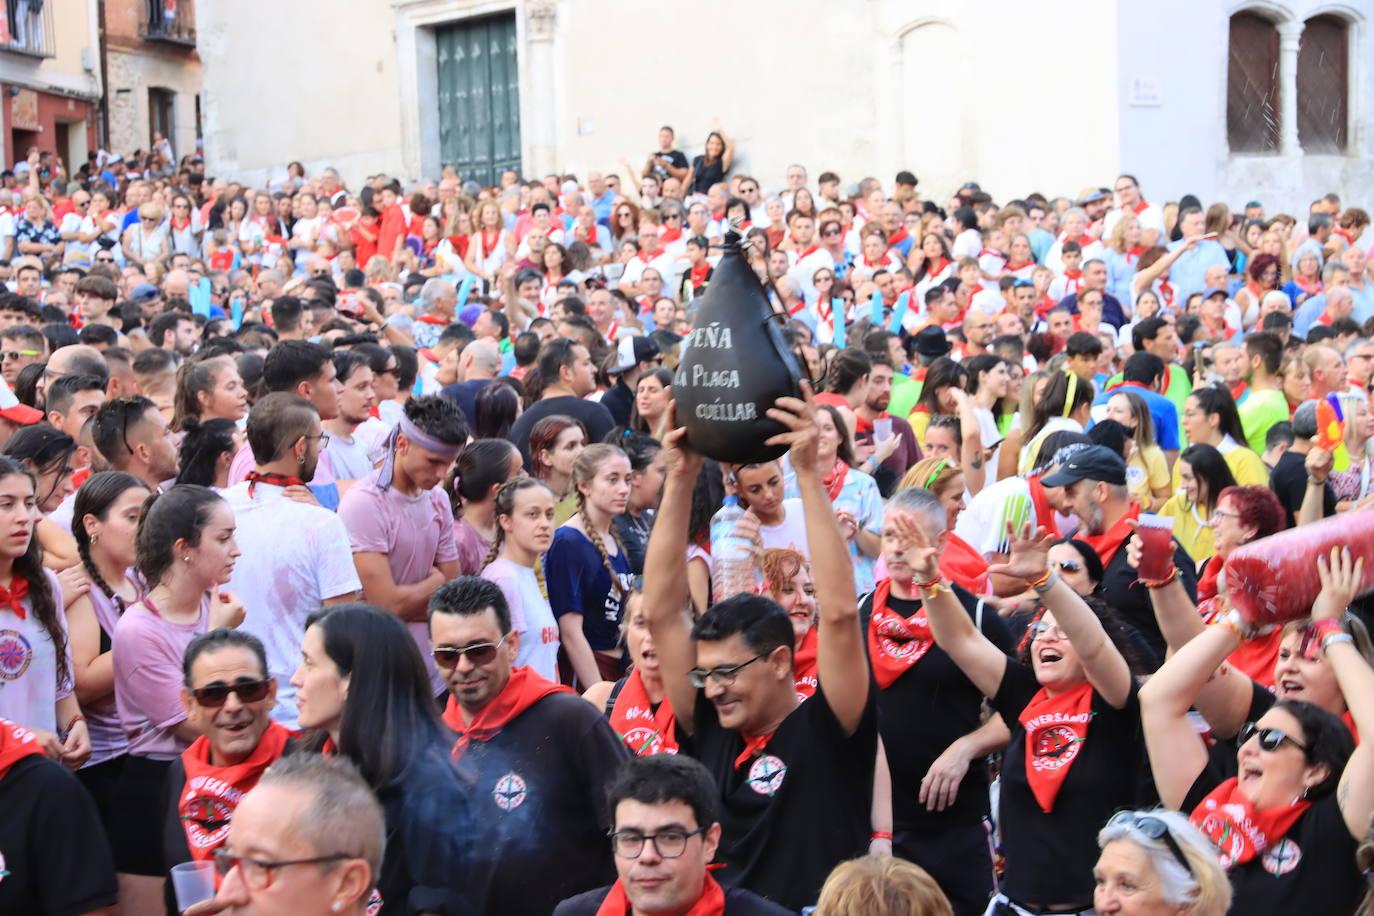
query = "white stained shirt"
xmin=482 ymin=557 xmax=560 ymax=683
xmin=222 ymin=481 xmax=361 ymax=729
xmin=0 ymin=569 xmax=70 ymax=733
xmin=952 ymin=228 xmax=983 ymax=260
xmin=711 ymin=497 xmax=811 ymax=560
xmin=1103 ymin=204 xmax=1166 ymax=245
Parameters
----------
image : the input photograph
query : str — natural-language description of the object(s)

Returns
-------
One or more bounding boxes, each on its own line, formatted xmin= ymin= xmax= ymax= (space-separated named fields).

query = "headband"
xmin=922 ymin=458 xmax=950 ymax=490
xmin=377 ymin=416 xmax=463 ymax=490
xmin=1061 ymin=369 xmax=1079 ymax=419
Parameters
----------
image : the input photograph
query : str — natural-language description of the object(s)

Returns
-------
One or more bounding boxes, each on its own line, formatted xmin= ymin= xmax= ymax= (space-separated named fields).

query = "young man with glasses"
xmin=164 ymin=629 xmax=294 ymax=869
xmin=555 ymin=755 xmax=791 ymax=915
xmin=643 ymin=392 xmax=879 ymax=912
xmin=427 ymin=576 xmax=627 ymax=913
xmin=224 ymin=394 xmax=360 ymax=727
xmin=0 ymin=325 xmax=44 ymax=384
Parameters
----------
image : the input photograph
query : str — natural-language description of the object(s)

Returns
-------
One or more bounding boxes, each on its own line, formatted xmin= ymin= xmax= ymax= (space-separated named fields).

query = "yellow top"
xmin=1127 ymin=444 xmax=1171 ymax=506
xmin=911 ymin=410 xmax=933 ymax=450
xmin=1157 ymin=491 xmax=1215 ymax=566
xmin=1170 ymin=443 xmax=1270 ymax=491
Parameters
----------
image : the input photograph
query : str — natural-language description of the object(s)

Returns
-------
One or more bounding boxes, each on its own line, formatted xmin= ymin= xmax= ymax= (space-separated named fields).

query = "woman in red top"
xmin=1140 ymin=548 xmax=1374 ymax=915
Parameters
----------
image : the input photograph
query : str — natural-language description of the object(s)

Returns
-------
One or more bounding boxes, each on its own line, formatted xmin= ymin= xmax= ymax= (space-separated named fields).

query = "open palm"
xmin=987 ymin=522 xmax=1054 ymax=581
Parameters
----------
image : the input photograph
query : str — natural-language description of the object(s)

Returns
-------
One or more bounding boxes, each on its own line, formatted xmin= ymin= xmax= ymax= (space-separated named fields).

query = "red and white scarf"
xmin=1019 ymin=681 xmax=1095 ymax=813
xmin=0 ymin=718 xmax=42 ymax=779
xmin=866 ymin=579 xmax=934 ymax=689
xmin=179 ymin=722 xmax=292 ymax=860
xmin=1190 ymin=777 xmax=1310 ymax=869
xmin=608 ymin=668 xmax=678 ymax=757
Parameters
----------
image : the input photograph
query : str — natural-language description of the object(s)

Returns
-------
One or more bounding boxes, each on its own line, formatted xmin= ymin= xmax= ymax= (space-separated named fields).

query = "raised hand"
xmin=1313 ymin=546 xmax=1364 ymax=622
xmin=986 ymin=522 xmax=1054 ymax=581
xmin=764 ymin=381 xmax=821 ymax=477
xmin=888 ymin=511 xmax=940 ymax=583
xmin=659 ymin=400 xmax=704 ymax=483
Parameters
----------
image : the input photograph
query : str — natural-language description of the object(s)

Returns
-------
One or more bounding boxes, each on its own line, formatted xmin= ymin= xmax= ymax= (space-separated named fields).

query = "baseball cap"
xmin=610 ymin=336 xmax=662 ymax=374
xmin=1203 ymin=287 xmax=1228 ymax=300
xmin=132 ymin=283 xmax=160 ymax=303
xmin=0 ymin=377 xmax=42 ymax=426
xmin=1041 ymin=445 xmax=1127 ymax=488
xmin=1077 ymin=187 xmax=1107 ymax=205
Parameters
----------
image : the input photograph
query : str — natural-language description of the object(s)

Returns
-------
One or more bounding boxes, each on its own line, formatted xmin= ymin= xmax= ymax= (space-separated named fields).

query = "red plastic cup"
xmin=1135 ymin=514 xmax=1176 ymax=581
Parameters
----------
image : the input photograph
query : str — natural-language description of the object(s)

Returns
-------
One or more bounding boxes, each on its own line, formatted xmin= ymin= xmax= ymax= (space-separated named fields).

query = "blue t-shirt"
xmin=1092 ymin=382 xmax=1181 ymax=451
xmin=545 ymin=526 xmax=633 ymax=652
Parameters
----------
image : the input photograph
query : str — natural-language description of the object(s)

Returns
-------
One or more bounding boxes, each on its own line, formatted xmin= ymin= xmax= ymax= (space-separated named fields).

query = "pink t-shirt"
xmin=338 ymin=470 xmax=458 ymax=693
xmin=112 ymin=595 xmax=210 ymax=760
xmin=452 ymin=517 xmax=491 ymax=577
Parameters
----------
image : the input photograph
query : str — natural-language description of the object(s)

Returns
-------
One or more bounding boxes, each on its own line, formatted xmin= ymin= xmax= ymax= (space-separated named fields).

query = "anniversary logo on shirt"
xmin=1024 ymin=711 xmax=1092 ymax=771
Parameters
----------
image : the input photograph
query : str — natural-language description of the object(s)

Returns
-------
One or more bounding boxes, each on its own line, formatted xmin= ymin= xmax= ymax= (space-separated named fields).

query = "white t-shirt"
xmin=482 ymin=557 xmax=559 ymax=682
xmin=223 ymin=481 xmax=361 ymax=728
xmin=759 ymin=498 xmax=811 ymax=557
xmin=0 ymin=569 xmax=70 ymax=733
xmin=952 ymin=228 xmax=983 ymax=260
xmin=1103 ymin=204 xmax=1166 ymax=244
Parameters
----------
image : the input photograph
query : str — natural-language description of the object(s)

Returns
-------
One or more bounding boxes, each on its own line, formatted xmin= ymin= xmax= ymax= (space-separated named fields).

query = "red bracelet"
xmin=64 ymin=714 xmax=84 ymax=733
xmin=870 ymin=831 xmax=893 ymax=841
xmin=1142 ymin=568 xmax=1178 ymax=589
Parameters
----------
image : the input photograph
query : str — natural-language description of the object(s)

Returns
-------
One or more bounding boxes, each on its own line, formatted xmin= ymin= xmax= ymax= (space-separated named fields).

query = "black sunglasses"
xmin=191 ymin=679 xmax=272 ymax=708
xmin=1107 ymin=812 xmax=1193 ymax=876
xmin=433 ymin=634 xmax=509 ymax=668
xmin=1239 ymin=721 xmax=1309 ymax=755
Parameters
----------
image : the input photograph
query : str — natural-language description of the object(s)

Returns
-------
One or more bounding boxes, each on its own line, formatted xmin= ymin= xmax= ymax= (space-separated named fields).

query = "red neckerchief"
xmin=1204 ymin=316 xmax=1236 ymax=339
xmin=596 ymin=872 xmax=725 ymax=916
xmin=1080 ymin=502 xmax=1141 ymax=567
xmin=442 ymin=667 xmax=571 ymax=759
xmin=1006 ymin=260 xmax=1034 ymax=272
xmin=1317 ymin=310 xmax=1337 ymax=327
xmin=1019 ymin=681 xmax=1096 ymax=813
xmin=866 ymin=579 xmax=934 ymax=689
xmin=417 ymin=314 xmax=449 ymax=326
xmin=787 ymin=299 xmax=808 ymax=317
xmin=924 ymin=257 xmax=951 ymax=278
xmin=1334 ymin=228 xmax=1356 ymax=246
xmin=1130 ymin=200 xmax=1150 ymax=215
xmin=710 ymin=207 xmax=725 ymax=221
xmin=822 ymin=459 xmax=849 ymax=501
xmin=604 ymin=321 xmax=619 ymax=344
xmin=689 ymin=263 xmax=712 ymax=288
xmin=1027 ymin=475 xmax=1057 ymax=533
xmin=1190 ymin=777 xmax=1310 ymax=869
xmin=171 ymin=217 xmax=191 ymax=231
xmin=321 ymin=736 xmax=337 ymax=757
xmin=0 ymin=719 xmax=42 ymax=779
xmin=887 ymin=227 xmax=909 ymax=247
xmin=1198 ymin=555 xmax=1222 ymax=602
xmin=246 ymin=472 xmax=303 ymax=498
xmin=660 ymin=226 xmax=683 ymax=245
xmin=1062 ymin=268 xmax=1083 ymax=283
xmin=765 ymin=227 xmax=785 ymax=249
xmin=0 ymin=575 xmax=30 ymax=620
xmin=72 ymin=467 xmax=91 ymax=490
xmin=608 ymin=668 xmax=678 ymax=757
xmin=1036 ymin=294 xmax=1058 ymax=318
xmin=794 ymin=244 xmax=820 ymax=261
xmin=480 ymin=227 xmax=500 ymax=255
xmin=1075 ymin=234 xmax=1095 ymax=247
xmin=1295 ymin=276 xmax=1322 ymax=297
xmin=942 ymin=532 xmax=990 ymax=594
xmin=733 ymin=730 xmax=775 ymax=770
xmin=179 ymin=722 xmax=292 ymax=861
xmin=793 ymin=626 xmax=818 ymax=700
xmin=1231 ymin=381 xmax=1250 ymax=403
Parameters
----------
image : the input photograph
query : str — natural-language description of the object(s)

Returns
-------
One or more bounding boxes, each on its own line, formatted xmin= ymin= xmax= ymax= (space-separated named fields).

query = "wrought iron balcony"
xmin=0 ymin=1 xmax=57 ymax=59
xmin=142 ymin=0 xmax=195 ymax=46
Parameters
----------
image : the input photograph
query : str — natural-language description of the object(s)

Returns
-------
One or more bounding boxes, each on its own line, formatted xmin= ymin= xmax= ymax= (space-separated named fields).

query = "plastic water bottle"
xmin=710 ymin=496 xmax=756 ymax=599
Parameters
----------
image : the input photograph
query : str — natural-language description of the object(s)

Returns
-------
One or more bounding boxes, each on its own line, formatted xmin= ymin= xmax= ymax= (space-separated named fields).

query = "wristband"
xmin=1216 ymin=609 xmax=1250 ymax=643
xmin=64 ymin=714 xmax=84 ymax=734
xmin=917 ymin=576 xmax=947 ymax=600
xmin=1142 ymin=568 xmax=1178 ymax=589
xmin=870 ymin=831 xmax=893 ymax=841
xmin=1309 ymin=618 xmax=1345 ymax=644
xmin=1322 ymin=632 xmax=1355 ymax=650
xmin=1029 ymin=569 xmax=1057 ymax=594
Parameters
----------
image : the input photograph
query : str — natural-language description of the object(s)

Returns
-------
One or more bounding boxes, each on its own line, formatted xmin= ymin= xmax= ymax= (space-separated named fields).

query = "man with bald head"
xmin=440 ymin=337 xmax=501 ymax=425
xmin=1304 ymin=343 xmax=1347 ymax=400
xmin=39 ymin=343 xmax=108 ymax=406
xmin=163 ymin=268 xmax=191 ymax=302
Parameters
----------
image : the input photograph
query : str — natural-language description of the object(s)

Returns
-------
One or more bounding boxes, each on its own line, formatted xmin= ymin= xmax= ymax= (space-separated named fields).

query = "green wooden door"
xmin=436 ymin=14 xmax=521 ymax=186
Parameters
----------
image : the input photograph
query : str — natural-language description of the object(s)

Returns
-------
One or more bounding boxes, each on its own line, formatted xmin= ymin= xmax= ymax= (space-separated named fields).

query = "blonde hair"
xmin=570 ymin=444 xmax=629 ymax=598
xmin=899 ymin=456 xmax=963 ymax=497
xmin=814 ymin=855 xmax=953 ymax=916
xmin=1108 ymin=212 xmax=1138 ymax=254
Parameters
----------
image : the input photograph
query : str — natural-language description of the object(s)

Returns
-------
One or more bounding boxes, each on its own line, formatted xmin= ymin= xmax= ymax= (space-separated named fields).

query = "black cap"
xmin=913 ymin=326 xmax=952 ymax=359
xmin=1040 ymin=444 xmax=1128 ymax=487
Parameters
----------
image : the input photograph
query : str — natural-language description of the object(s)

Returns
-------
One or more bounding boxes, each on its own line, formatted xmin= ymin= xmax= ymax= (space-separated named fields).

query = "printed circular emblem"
xmin=1031 ymin=725 xmax=1082 ymax=770
xmin=1261 ymin=837 xmax=1302 ymax=876
xmin=492 ymin=771 xmax=527 ymax=811
xmin=623 ymin=726 xmax=669 ymax=756
xmin=0 ymin=630 xmax=31 ymax=681
xmin=877 ymin=619 xmax=921 ymax=661
xmin=746 ymin=754 xmax=787 ymax=797
xmin=182 ymin=796 xmax=235 ymax=851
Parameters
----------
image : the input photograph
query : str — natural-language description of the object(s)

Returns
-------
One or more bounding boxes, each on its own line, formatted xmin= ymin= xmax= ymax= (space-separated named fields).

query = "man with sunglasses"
xmin=225 ymin=394 xmax=361 ymax=727
xmin=555 ymin=755 xmax=790 ymax=915
xmin=428 ymin=576 xmax=626 ymax=914
xmin=165 ymin=630 xmax=294 ymax=871
xmin=643 ymin=392 xmax=878 ymax=912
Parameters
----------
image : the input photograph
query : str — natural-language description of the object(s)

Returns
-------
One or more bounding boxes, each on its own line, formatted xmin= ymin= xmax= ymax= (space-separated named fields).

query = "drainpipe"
xmin=97 ymin=0 xmax=110 ymax=149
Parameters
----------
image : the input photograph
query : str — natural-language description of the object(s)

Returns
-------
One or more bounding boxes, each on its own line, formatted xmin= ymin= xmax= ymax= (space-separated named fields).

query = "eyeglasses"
xmin=1239 ymin=721 xmax=1309 ymax=755
xmin=212 ymin=847 xmax=353 ymax=891
xmin=1209 ymin=509 xmax=1239 ymax=524
xmin=609 ymin=827 xmax=706 ymax=859
xmin=686 ymin=653 xmax=765 ymax=688
xmin=1107 ymin=812 xmax=1193 ymax=876
xmin=1053 ymin=559 xmax=1083 ymax=575
xmin=191 ymin=678 xmax=272 ymax=708
xmin=297 ymin=432 xmax=330 ymax=449
xmin=821 ymin=228 xmax=842 ymax=237
xmin=1029 ymin=621 xmax=1067 ymax=642
xmin=1 ymin=349 xmax=38 ymax=361
xmin=377 ymin=365 xmax=399 ymax=376
xmin=433 ymin=633 xmax=510 ymax=668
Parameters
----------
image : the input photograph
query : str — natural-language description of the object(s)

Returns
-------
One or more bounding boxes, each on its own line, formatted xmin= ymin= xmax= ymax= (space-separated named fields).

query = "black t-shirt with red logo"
xmin=460 ymin=692 xmax=628 ymax=914
xmin=1183 ymin=769 xmax=1361 ymax=915
xmin=0 ymin=755 xmax=117 ymax=915
xmin=990 ymin=663 xmax=1144 ymax=907
xmin=859 ymin=585 xmax=1013 ymax=837
xmin=678 ymin=679 xmax=879 ymax=912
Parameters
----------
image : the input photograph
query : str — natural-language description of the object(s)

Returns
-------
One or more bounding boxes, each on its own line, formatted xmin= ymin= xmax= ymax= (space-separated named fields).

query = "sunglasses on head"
xmin=433 ymin=634 xmax=509 ymax=668
xmin=1107 ymin=812 xmax=1193 ymax=876
xmin=1239 ymin=721 xmax=1309 ymax=755
xmin=1053 ymin=559 xmax=1083 ymax=574
xmin=192 ymin=679 xmax=272 ymax=708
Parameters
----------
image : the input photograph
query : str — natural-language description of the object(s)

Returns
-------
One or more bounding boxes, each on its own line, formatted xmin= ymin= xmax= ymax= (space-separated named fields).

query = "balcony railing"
xmin=0 ymin=0 xmax=57 ymax=59
xmin=142 ymin=0 xmax=195 ymax=46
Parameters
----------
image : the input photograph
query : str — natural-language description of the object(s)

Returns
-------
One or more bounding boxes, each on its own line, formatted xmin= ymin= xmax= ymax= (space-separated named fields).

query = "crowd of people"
xmin=2 ymin=126 xmax=1374 ymax=916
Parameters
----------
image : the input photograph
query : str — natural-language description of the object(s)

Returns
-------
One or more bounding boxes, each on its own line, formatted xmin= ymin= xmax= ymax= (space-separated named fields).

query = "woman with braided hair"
xmin=63 ymin=471 xmax=149 ymax=837
xmin=546 ymin=443 xmax=634 ymax=687
xmin=480 ymin=477 xmax=560 ymax=681
xmin=448 ymin=438 xmax=523 ymax=575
